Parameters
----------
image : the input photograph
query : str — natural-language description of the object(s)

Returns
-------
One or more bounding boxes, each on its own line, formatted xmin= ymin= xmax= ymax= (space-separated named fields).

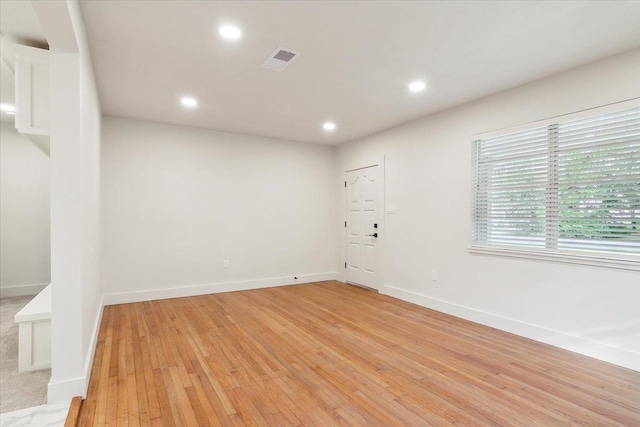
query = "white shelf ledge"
xmin=15 ymin=284 xmax=51 ymax=323
xmin=468 ymin=245 xmax=640 ymax=271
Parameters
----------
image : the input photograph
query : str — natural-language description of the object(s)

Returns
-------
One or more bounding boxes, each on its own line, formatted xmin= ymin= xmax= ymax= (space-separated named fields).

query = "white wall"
xmin=0 ymin=123 xmax=50 ymax=296
xmin=101 ymin=117 xmax=336 ymax=302
xmin=38 ymin=0 xmax=103 ymax=402
xmin=337 ymin=49 xmax=640 ymax=371
xmin=75 ymin=0 xmax=103 ymax=393
xmin=49 ymin=52 xmax=85 ymax=400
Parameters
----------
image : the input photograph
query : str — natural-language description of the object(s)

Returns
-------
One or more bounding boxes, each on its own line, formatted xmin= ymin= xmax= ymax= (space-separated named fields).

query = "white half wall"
xmin=0 ymin=123 xmax=50 ymax=296
xmin=101 ymin=117 xmax=336 ymax=298
xmin=337 ymin=49 xmax=640 ymax=371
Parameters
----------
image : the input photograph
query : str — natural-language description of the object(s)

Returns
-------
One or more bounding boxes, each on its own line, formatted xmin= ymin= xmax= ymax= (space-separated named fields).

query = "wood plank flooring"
xmin=76 ymin=281 xmax=640 ymax=426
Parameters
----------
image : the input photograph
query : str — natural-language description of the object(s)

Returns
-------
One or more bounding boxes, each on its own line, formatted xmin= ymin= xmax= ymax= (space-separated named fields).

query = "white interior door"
xmin=345 ymin=166 xmax=379 ymax=289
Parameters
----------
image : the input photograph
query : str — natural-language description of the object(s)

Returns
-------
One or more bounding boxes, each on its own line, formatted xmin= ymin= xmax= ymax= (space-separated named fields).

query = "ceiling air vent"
xmin=261 ymin=47 xmax=300 ymax=71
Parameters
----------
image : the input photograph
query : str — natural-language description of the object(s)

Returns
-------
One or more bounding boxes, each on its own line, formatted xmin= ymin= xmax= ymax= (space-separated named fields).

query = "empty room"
xmin=0 ymin=0 xmax=638 ymax=425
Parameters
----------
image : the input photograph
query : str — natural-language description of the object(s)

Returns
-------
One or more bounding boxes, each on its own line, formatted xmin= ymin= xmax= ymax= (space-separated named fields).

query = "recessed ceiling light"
xmin=0 ymin=104 xmax=15 ymax=112
xmin=180 ymin=97 xmax=198 ymax=108
xmin=323 ymin=122 xmax=336 ymax=132
xmin=408 ymin=80 xmax=426 ymax=93
xmin=219 ymin=25 xmax=242 ymax=40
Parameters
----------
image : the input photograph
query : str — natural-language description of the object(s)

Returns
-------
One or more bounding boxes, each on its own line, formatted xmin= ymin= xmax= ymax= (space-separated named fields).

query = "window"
xmin=470 ymin=106 xmax=640 ymax=270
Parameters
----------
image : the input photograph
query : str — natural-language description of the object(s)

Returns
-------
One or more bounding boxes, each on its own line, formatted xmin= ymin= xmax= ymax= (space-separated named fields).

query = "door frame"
xmin=342 ymin=155 xmax=385 ymax=292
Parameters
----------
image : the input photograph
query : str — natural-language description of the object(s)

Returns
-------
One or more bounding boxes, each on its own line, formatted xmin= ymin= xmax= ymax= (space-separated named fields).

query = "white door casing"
xmin=345 ymin=165 xmax=379 ymax=289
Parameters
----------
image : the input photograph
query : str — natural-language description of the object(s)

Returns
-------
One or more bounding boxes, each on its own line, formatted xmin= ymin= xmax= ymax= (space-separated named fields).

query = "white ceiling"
xmin=81 ymin=1 xmax=640 ymax=145
xmin=0 ymin=0 xmax=48 ymax=70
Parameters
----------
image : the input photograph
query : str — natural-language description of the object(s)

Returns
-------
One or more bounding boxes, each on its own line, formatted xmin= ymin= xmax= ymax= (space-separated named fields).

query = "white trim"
xmin=0 ymin=283 xmax=49 ymax=298
xmin=468 ymin=245 xmax=640 ymax=271
xmin=15 ymin=45 xmax=50 ymax=137
xmin=18 ymin=320 xmax=51 ymax=371
xmin=48 ymin=294 xmax=105 ymax=403
xmin=474 ymin=97 xmax=640 ymax=139
xmin=48 ymin=376 xmax=86 ymax=403
xmin=382 ymin=284 xmax=640 ymax=372
xmin=15 ymin=284 xmax=51 ymax=323
xmin=103 ymin=273 xmax=336 ymax=306
xmin=342 ymin=154 xmax=384 ymax=175
xmin=82 ymin=294 xmax=105 ymax=395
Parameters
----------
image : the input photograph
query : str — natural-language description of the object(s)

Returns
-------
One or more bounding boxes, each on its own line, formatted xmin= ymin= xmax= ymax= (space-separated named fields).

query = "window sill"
xmin=468 ymin=245 xmax=640 ymax=271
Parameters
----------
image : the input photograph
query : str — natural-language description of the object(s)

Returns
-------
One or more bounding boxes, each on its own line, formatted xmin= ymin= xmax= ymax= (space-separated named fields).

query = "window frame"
xmin=469 ymin=100 xmax=640 ymax=271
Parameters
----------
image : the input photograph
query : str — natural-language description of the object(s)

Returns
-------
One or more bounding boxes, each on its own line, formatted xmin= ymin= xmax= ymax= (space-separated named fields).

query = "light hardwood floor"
xmin=76 ymin=281 xmax=640 ymax=426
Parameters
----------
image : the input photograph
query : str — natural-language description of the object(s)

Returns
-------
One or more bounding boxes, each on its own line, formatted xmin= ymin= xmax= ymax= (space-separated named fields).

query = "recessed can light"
xmin=180 ymin=97 xmax=198 ymax=108
xmin=219 ymin=25 xmax=242 ymax=40
xmin=0 ymin=104 xmax=15 ymax=112
xmin=323 ymin=122 xmax=336 ymax=132
xmin=408 ymin=80 xmax=426 ymax=93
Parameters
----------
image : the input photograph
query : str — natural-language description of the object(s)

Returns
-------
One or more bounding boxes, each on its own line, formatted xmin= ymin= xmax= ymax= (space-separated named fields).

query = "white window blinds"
xmin=472 ymin=107 xmax=640 ymax=258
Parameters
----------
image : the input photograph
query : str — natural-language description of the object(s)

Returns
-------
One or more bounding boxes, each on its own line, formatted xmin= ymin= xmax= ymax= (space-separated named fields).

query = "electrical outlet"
xmin=223 ymin=260 xmax=229 ymax=269
xmin=431 ymin=270 xmax=438 ymax=281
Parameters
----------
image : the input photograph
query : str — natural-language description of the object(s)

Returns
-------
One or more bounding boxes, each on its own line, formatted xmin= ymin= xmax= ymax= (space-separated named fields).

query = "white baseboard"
xmin=47 ymin=376 xmax=86 ymax=404
xmin=103 ymin=272 xmax=337 ymax=306
xmin=334 ymin=272 xmax=345 ymax=283
xmin=0 ymin=283 xmax=49 ymax=298
xmin=82 ymin=295 xmax=105 ymax=394
xmin=382 ymin=284 xmax=640 ymax=372
xmin=48 ymin=294 xmax=105 ymax=403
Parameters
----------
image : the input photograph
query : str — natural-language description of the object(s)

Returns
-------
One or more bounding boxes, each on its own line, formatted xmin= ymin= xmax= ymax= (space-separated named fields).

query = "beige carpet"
xmin=0 ymin=296 xmax=50 ymax=413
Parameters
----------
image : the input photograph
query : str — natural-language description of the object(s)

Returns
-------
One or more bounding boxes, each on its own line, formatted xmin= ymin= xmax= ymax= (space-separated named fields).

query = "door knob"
xmin=366 ymin=233 xmax=378 ymax=238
